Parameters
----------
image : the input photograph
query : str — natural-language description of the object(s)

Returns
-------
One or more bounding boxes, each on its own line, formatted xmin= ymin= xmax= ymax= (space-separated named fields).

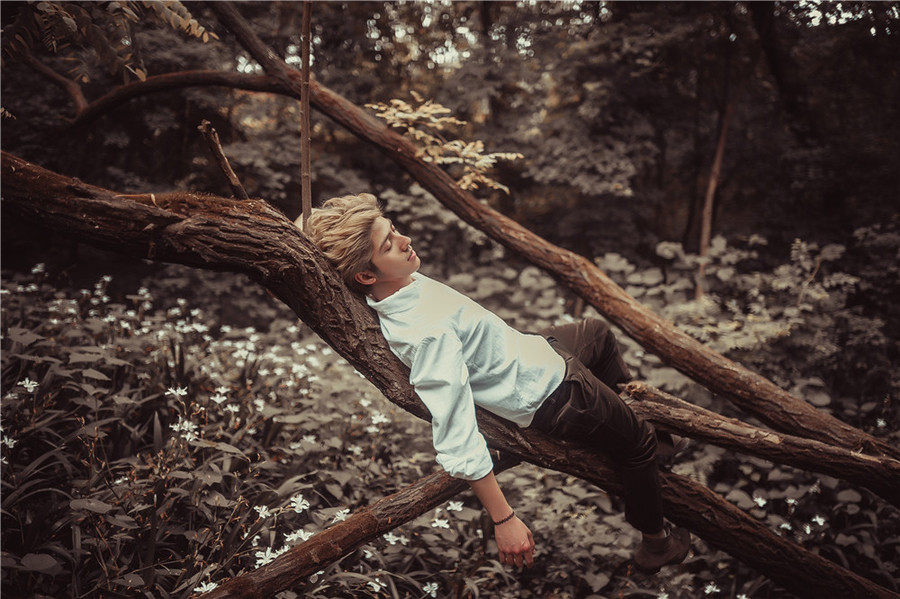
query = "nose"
xmin=398 ymin=233 xmax=411 ymax=250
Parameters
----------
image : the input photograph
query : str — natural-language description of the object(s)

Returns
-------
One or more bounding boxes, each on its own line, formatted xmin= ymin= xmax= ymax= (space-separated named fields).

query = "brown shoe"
xmin=633 ymin=526 xmax=691 ymax=574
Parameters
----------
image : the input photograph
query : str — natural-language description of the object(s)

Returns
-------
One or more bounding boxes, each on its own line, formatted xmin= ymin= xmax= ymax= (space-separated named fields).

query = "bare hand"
xmin=494 ymin=516 xmax=535 ymax=567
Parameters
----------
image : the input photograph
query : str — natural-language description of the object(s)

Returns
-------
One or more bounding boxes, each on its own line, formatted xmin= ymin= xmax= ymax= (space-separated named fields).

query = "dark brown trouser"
xmin=530 ymin=319 xmax=664 ymax=534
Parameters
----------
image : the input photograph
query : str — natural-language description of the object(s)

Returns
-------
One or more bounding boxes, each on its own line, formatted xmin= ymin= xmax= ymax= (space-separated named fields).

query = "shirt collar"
xmin=366 ymin=274 xmax=423 ymax=315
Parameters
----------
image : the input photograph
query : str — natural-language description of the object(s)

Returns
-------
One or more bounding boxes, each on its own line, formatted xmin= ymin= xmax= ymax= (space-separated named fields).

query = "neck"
xmin=369 ymin=275 xmax=415 ymax=302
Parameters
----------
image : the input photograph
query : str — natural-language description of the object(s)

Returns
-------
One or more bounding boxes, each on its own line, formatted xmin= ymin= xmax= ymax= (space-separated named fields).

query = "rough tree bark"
xmin=205 ymin=1 xmax=897 ymax=461
xmin=625 ymin=382 xmax=900 ymax=506
xmin=203 ymin=456 xmax=519 ymax=599
xmin=2 ymin=152 xmax=896 ymax=599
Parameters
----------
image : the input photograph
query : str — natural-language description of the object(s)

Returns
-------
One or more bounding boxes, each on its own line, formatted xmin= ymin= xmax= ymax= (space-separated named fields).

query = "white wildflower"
xmin=332 ymin=508 xmax=350 ymax=523
xmin=290 ymin=494 xmax=310 ymax=513
xmin=367 ymin=578 xmax=387 ymax=592
xmin=193 ymin=581 xmax=218 ymax=593
xmin=446 ymin=501 xmax=463 ymax=512
xmin=431 ymin=518 xmax=450 ymax=529
xmin=169 ymin=416 xmax=199 ymax=441
xmin=704 ymin=582 xmax=721 ymax=594
xmin=1 ymin=436 xmax=17 ymax=449
xmin=286 ymin=529 xmax=314 ymax=543
xmin=166 ymin=386 xmax=188 ymax=398
xmin=255 ymin=505 xmax=272 ymax=519
xmin=254 ymin=547 xmax=277 ymax=568
xmin=370 ymin=411 xmax=390 ymax=425
xmin=423 ymin=582 xmax=439 ymax=597
xmin=18 ymin=378 xmax=38 ymax=392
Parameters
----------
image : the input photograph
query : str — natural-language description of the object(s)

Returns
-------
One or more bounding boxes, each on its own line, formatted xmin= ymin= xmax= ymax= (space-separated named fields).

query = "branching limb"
xmin=21 ymin=52 xmax=88 ymax=115
xmin=198 ymin=120 xmax=249 ymax=201
xmin=625 ymin=382 xmax=900 ymax=506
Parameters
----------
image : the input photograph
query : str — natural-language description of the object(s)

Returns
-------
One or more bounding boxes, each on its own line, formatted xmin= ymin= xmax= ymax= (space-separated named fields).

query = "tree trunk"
xmin=2 ymin=152 xmax=896 ymax=599
xmin=205 ymin=1 xmax=898 ymax=461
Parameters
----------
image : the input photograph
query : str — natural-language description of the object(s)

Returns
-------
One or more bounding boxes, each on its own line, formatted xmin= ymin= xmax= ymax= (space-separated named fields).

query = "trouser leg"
xmin=535 ymin=321 xmax=663 ymax=533
xmin=541 ymin=318 xmax=631 ymax=388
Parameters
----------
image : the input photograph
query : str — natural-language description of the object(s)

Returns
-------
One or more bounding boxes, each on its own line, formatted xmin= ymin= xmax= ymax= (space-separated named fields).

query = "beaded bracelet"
xmin=493 ymin=511 xmax=516 ymax=526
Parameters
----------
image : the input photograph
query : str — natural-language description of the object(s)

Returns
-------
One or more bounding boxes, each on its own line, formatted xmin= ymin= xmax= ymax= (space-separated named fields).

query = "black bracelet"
xmin=493 ymin=511 xmax=516 ymax=526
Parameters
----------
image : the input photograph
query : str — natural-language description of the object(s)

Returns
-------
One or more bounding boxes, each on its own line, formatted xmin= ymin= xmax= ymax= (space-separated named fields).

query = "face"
xmin=355 ymin=216 xmax=420 ymax=295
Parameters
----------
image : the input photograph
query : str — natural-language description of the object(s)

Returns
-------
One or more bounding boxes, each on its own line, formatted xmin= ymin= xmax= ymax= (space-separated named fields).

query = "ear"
xmin=354 ymin=270 xmax=378 ymax=287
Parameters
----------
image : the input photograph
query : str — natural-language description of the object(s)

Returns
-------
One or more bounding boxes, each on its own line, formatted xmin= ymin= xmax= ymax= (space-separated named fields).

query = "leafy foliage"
xmin=1 ymin=0 xmax=216 ymax=83
xmin=367 ymin=91 xmax=523 ymax=194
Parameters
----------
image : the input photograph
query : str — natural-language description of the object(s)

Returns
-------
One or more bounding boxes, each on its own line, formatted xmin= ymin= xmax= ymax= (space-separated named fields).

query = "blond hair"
xmin=305 ymin=193 xmax=383 ymax=293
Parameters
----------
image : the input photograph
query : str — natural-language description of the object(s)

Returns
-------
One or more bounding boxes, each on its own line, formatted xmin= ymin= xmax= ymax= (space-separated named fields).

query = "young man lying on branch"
xmin=300 ymin=193 xmax=691 ymax=573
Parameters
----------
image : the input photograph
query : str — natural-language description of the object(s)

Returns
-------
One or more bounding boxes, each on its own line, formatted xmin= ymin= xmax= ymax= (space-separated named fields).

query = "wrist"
xmin=492 ymin=511 xmax=516 ymax=526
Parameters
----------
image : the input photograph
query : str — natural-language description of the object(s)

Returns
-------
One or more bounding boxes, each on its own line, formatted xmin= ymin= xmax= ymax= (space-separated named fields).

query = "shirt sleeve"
xmin=408 ymin=333 xmax=493 ymax=481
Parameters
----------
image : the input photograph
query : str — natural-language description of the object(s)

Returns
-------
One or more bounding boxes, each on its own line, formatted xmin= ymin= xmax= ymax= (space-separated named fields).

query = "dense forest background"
xmin=2 ymin=2 xmax=899 ymax=598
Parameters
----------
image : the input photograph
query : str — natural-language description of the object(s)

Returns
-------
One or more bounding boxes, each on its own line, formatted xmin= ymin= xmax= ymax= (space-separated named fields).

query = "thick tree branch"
xmin=625 ymin=382 xmax=900 ymax=506
xmin=205 ymin=1 xmax=897 ymax=461
xmin=2 ymin=152 xmax=895 ymax=599
xmin=203 ymin=456 xmax=519 ymax=599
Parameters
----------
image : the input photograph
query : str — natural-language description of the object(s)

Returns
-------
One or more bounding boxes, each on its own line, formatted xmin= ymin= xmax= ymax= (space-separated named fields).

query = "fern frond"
xmin=367 ymin=93 xmax=523 ymax=194
xmin=137 ymin=0 xmax=219 ymax=41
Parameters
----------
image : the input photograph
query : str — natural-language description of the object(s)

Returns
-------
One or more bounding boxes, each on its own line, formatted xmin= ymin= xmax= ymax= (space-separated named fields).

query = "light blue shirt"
xmin=366 ymin=274 xmax=565 ymax=480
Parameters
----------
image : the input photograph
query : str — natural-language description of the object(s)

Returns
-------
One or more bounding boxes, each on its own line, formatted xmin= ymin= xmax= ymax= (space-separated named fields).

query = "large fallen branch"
xmin=2 ymin=152 xmax=896 ymax=599
xmin=204 ymin=1 xmax=896 ymax=461
xmin=625 ymin=382 xmax=900 ymax=506
xmin=203 ymin=456 xmax=519 ymax=599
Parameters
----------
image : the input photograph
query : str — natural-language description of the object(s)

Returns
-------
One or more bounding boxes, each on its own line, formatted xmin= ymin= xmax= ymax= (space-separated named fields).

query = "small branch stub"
xmin=198 ymin=119 xmax=250 ymax=201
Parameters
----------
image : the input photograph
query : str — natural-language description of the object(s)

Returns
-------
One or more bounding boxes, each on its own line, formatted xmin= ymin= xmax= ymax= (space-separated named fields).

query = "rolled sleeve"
xmin=409 ymin=334 xmax=494 ymax=481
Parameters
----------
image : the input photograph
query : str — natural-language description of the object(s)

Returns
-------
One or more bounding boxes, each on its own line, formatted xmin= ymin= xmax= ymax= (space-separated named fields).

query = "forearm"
xmin=467 ymin=471 xmax=514 ymax=521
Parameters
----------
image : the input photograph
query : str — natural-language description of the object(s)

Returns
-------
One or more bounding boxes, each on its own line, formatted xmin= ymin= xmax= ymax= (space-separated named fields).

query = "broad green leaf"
xmin=20 ymin=553 xmax=60 ymax=573
xmin=7 ymin=327 xmax=44 ymax=346
xmin=71 ymin=498 xmax=114 ymax=513
xmin=82 ymin=368 xmax=110 ymax=381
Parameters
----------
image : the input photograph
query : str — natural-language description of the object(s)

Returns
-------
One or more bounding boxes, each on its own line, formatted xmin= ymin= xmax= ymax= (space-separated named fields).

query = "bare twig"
xmin=198 ymin=120 xmax=249 ymax=201
xmin=21 ymin=53 xmax=88 ymax=115
xmin=696 ymin=90 xmax=739 ymax=299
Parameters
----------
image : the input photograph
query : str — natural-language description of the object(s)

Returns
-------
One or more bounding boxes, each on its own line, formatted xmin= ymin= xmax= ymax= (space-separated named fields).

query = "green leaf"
xmin=71 ymin=498 xmax=114 ymax=513
xmin=112 ymin=573 xmax=144 ymax=587
xmin=20 ymin=553 xmax=60 ymax=573
xmin=82 ymin=368 xmax=110 ymax=381
xmin=7 ymin=327 xmax=44 ymax=346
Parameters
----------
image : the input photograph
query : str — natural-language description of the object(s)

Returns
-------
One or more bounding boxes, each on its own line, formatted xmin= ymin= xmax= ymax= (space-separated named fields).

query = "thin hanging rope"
xmin=300 ymin=0 xmax=312 ymax=230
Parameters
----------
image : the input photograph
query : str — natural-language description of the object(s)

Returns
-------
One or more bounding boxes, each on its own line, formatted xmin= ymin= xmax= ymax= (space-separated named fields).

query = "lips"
xmin=408 ymin=249 xmax=416 ymax=261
